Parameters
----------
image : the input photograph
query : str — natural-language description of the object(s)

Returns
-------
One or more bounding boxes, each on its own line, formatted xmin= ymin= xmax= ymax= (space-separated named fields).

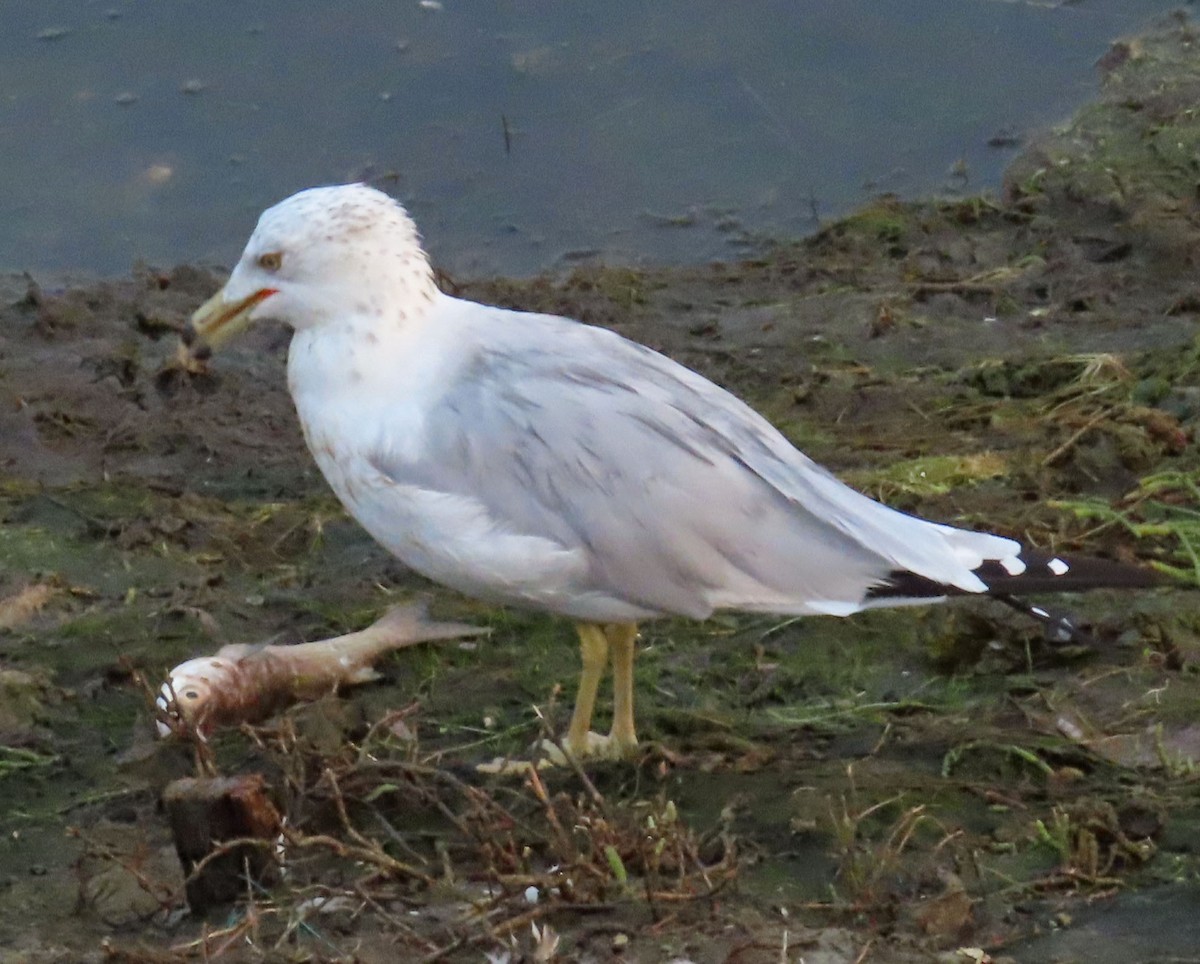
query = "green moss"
xmin=839 ymin=199 xmax=912 ymax=244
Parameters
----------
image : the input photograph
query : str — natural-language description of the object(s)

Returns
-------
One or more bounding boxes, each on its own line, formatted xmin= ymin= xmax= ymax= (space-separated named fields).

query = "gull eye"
xmin=257 ymin=251 xmax=283 ymax=271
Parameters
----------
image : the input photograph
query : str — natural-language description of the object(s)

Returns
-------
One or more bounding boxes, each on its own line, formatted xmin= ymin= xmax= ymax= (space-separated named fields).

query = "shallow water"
xmin=0 ymin=0 xmax=1176 ymax=278
xmin=1009 ymin=883 xmax=1200 ymax=962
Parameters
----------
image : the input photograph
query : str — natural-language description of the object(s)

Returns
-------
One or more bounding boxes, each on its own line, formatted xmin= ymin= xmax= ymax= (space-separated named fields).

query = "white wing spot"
xmin=1000 ymin=555 xmax=1027 ymax=576
xmin=1048 ymin=557 xmax=1070 ymax=576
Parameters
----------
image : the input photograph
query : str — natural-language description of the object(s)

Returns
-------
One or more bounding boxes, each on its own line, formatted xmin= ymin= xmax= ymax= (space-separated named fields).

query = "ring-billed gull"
xmin=182 ymin=183 xmax=1158 ymax=760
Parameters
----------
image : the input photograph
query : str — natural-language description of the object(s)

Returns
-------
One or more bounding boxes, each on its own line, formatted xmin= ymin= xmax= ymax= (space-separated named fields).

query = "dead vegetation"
xmin=85 ymin=705 xmax=738 ymax=962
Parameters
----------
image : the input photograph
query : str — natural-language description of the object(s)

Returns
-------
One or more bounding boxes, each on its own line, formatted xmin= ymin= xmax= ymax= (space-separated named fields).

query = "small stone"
xmin=143 ymin=164 xmax=173 ymax=185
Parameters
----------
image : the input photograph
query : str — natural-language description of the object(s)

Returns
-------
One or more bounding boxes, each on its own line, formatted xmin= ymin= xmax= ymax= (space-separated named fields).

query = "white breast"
xmin=285 ymin=315 xmax=606 ymax=616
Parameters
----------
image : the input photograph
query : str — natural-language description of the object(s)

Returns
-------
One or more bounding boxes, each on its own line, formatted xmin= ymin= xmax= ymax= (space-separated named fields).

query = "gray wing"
xmin=369 ymin=307 xmax=1017 ymax=619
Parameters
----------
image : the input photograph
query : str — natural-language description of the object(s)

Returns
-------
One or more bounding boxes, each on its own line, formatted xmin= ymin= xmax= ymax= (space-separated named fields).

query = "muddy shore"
xmin=4 ymin=16 xmax=1200 ymax=964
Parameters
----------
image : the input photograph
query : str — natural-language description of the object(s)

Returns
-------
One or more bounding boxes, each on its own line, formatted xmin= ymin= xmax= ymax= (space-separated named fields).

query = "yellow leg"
xmin=606 ymin=622 xmax=639 ymax=753
xmin=566 ymin=623 xmax=608 ymax=756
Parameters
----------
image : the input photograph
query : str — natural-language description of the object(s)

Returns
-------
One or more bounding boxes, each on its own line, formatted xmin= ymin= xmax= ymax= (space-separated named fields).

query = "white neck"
xmin=284 ymin=288 xmax=469 ymax=463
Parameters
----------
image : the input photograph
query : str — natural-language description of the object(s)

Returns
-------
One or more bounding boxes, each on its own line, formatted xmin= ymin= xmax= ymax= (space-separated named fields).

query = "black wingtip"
xmin=866 ymin=549 xmax=1163 ymax=603
xmin=973 ymin=550 xmax=1163 ymax=595
xmin=991 ymin=592 xmax=1095 ymax=646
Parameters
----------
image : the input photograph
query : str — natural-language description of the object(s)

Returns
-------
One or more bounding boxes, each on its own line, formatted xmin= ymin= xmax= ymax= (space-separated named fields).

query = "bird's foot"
xmin=476 ymin=730 xmax=637 ymax=775
xmin=541 ymin=729 xmax=637 ymax=765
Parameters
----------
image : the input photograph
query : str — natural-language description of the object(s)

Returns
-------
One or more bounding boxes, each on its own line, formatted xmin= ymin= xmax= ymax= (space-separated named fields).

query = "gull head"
xmin=182 ymin=183 xmax=436 ymax=363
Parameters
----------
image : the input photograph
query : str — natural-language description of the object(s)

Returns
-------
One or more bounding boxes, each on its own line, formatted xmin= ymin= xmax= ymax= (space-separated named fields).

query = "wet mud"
xmin=4 ymin=15 xmax=1200 ymax=964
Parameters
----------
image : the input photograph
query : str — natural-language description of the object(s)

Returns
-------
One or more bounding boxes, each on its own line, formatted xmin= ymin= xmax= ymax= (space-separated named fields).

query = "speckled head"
xmin=185 ymin=183 xmax=440 ymax=355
